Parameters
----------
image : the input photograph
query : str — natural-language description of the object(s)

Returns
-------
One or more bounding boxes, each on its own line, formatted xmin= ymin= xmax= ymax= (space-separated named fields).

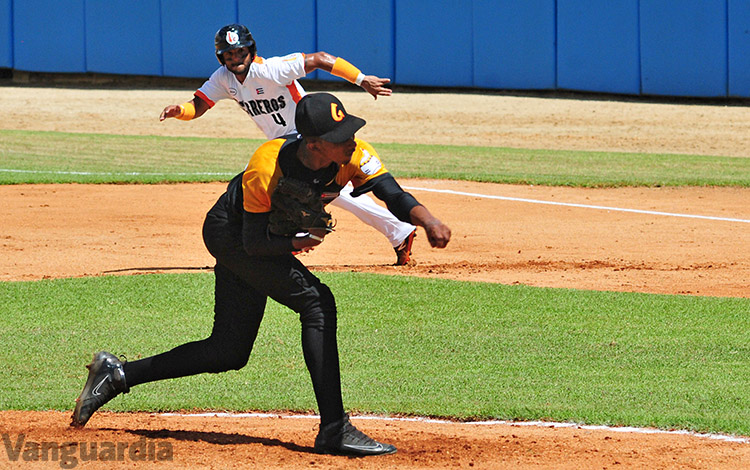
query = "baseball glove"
xmin=267 ymin=177 xmax=335 ymax=236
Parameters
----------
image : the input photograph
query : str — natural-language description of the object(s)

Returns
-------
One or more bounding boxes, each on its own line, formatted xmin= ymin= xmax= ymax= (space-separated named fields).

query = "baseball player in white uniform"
xmin=160 ymin=24 xmax=417 ymax=265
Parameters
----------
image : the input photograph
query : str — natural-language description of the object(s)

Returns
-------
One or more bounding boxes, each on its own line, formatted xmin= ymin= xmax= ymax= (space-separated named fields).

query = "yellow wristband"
xmin=176 ymin=102 xmax=196 ymax=121
xmin=331 ymin=57 xmax=364 ymax=85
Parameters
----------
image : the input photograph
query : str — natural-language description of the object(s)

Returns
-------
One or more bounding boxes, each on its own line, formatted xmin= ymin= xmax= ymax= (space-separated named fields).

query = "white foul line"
xmin=402 ymin=186 xmax=750 ymax=224
xmin=160 ymin=412 xmax=749 ymax=444
xmin=2 ymin=170 xmax=746 ymax=224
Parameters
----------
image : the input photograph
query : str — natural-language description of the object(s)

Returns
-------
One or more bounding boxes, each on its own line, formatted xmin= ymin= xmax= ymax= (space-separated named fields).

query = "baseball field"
xmin=1 ymin=78 xmax=749 ymax=468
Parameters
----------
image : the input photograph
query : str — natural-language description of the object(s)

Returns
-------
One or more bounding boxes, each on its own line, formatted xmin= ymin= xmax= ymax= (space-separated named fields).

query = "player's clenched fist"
xmin=423 ymin=220 xmax=451 ymax=248
xmin=408 ymin=205 xmax=451 ymax=249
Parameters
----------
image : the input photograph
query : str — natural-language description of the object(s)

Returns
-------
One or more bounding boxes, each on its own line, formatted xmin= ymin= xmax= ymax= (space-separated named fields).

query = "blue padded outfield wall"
xmin=557 ymin=1 xmax=641 ymax=95
xmin=0 ymin=0 xmax=10 ymax=68
xmin=4 ymin=0 xmax=750 ymax=98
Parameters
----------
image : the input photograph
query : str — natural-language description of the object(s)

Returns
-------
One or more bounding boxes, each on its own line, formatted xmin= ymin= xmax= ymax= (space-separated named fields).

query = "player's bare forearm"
xmin=409 ymin=205 xmax=451 ymax=248
xmin=305 ymin=52 xmax=392 ymax=99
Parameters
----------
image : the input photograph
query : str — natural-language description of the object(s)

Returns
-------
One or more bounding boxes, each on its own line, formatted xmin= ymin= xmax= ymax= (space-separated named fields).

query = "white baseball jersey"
xmin=195 ymin=53 xmax=307 ymax=139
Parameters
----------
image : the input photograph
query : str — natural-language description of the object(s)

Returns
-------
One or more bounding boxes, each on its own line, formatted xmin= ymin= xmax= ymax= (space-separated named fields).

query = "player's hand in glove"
xmin=268 ymin=177 xmax=335 ymax=240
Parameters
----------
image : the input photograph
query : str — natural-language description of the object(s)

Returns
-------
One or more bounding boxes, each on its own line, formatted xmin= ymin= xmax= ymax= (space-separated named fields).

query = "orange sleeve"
xmin=194 ymin=90 xmax=215 ymax=108
xmin=242 ymin=140 xmax=285 ymax=213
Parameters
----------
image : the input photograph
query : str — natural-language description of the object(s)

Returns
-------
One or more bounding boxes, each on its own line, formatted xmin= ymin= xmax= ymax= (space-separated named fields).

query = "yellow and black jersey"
xmin=239 ymin=135 xmax=389 ymax=214
xmin=216 ymin=134 xmax=420 ymax=256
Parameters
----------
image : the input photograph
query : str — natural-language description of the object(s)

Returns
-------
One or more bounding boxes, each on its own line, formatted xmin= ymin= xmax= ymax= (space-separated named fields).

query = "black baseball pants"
xmin=123 ymin=199 xmax=345 ymax=425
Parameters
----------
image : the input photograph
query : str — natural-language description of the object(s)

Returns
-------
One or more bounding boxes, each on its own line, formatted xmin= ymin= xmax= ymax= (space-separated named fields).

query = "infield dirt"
xmin=1 ymin=82 xmax=748 ymax=469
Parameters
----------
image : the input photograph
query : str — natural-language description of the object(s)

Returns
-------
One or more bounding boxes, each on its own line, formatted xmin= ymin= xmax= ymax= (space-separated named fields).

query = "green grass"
xmin=0 ymin=130 xmax=250 ymax=183
xmin=2 ymin=126 xmax=749 ymax=440
xmin=1 ymin=129 xmax=748 ymax=186
xmin=1 ymin=272 xmax=748 ymax=437
xmin=382 ymin=142 xmax=750 ymax=187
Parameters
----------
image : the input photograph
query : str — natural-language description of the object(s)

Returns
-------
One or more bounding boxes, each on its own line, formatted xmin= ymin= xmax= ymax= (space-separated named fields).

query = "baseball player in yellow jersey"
xmin=160 ymin=24 xmax=418 ymax=265
xmin=71 ymin=93 xmax=451 ymax=456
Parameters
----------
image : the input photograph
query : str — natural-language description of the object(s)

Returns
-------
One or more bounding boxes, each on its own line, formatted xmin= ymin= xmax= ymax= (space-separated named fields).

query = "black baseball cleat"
xmin=71 ymin=351 xmax=129 ymax=427
xmin=314 ymin=414 xmax=397 ymax=456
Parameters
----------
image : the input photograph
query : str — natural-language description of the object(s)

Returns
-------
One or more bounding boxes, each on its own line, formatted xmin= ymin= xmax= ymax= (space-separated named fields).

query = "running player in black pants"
xmin=71 ymin=93 xmax=451 ymax=456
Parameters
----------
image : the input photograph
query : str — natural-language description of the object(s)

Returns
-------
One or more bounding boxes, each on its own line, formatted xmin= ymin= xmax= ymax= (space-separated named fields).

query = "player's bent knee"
xmin=317 ymin=284 xmax=336 ymax=313
xmin=220 ymin=352 xmax=250 ymax=372
xmin=205 ymin=354 xmax=249 ymax=373
xmin=201 ymin=337 xmax=252 ymax=372
xmin=299 ymin=307 xmax=337 ymax=331
xmin=299 ymin=286 xmax=337 ymax=331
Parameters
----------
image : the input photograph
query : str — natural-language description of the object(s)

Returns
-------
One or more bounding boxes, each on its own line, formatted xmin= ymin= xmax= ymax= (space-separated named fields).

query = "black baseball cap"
xmin=295 ymin=93 xmax=366 ymax=143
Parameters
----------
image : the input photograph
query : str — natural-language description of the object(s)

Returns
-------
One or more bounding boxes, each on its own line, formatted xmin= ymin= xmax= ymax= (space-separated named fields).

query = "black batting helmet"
xmin=214 ymin=24 xmax=256 ymax=65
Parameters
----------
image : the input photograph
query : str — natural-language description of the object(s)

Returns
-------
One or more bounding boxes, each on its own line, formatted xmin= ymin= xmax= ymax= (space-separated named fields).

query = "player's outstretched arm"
xmin=408 ymin=205 xmax=451 ymax=248
xmin=159 ymin=96 xmax=211 ymax=121
xmin=304 ymin=52 xmax=392 ymax=99
xmin=368 ymin=172 xmax=450 ymax=246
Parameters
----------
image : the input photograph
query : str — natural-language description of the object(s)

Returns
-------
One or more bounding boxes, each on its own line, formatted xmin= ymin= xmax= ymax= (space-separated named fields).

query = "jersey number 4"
xmin=271 ymin=113 xmax=287 ymax=127
xmin=238 ymin=99 xmax=288 ymax=128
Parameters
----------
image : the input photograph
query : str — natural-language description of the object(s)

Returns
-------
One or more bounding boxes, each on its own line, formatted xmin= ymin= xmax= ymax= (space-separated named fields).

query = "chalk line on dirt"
xmin=161 ymin=412 xmax=750 ymax=444
xmin=402 ymin=186 xmax=750 ymax=224
xmin=3 ymin=169 xmax=747 ymax=223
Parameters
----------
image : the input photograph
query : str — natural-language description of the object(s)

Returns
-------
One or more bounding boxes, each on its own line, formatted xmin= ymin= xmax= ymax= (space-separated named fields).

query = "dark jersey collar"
xmin=278 ymin=135 xmax=344 ymax=193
